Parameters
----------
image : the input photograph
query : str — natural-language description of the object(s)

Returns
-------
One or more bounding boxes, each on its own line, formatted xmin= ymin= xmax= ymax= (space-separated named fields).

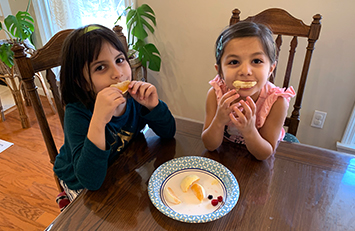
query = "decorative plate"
xmin=148 ymin=156 xmax=239 ymax=223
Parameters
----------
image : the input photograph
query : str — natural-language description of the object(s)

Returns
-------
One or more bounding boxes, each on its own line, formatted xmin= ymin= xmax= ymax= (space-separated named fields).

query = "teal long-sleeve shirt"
xmin=53 ymin=97 xmax=175 ymax=191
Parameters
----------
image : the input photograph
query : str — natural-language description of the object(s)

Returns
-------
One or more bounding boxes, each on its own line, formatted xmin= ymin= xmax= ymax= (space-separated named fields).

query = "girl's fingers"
xmin=232 ymin=105 xmax=246 ymax=122
xmin=239 ymin=100 xmax=252 ymax=119
xmin=246 ymin=96 xmax=256 ymax=113
xmin=220 ymin=89 xmax=237 ymax=102
xmin=129 ymin=81 xmax=156 ymax=101
xmin=220 ymin=90 xmax=239 ymax=109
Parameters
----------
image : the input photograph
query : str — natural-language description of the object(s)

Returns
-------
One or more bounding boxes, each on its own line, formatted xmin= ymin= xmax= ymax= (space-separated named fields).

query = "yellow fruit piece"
xmin=180 ymin=174 xmax=200 ymax=192
xmin=110 ymin=80 xmax=130 ymax=93
xmin=191 ymin=183 xmax=206 ymax=201
xmin=164 ymin=187 xmax=181 ymax=204
xmin=232 ymin=80 xmax=257 ymax=90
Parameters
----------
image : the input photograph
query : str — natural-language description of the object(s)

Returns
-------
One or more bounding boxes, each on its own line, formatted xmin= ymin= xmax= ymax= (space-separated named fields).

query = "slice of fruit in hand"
xmin=110 ymin=80 xmax=130 ymax=93
xmin=191 ymin=183 xmax=206 ymax=201
xmin=180 ymin=174 xmax=200 ymax=192
xmin=164 ymin=187 xmax=181 ymax=204
xmin=232 ymin=80 xmax=257 ymax=91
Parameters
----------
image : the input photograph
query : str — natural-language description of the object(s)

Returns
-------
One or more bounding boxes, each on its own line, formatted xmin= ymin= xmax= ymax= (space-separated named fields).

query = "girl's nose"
xmin=111 ymin=65 xmax=123 ymax=80
xmin=238 ymin=63 xmax=252 ymax=76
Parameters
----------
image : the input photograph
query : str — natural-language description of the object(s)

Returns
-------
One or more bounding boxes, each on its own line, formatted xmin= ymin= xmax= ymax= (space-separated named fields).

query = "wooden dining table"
xmin=46 ymin=118 xmax=355 ymax=231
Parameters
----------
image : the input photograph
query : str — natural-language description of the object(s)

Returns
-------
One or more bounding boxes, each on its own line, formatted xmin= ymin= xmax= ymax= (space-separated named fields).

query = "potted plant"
xmin=0 ymin=0 xmax=34 ymax=68
xmin=115 ymin=3 xmax=161 ymax=72
xmin=0 ymin=0 xmax=34 ymax=128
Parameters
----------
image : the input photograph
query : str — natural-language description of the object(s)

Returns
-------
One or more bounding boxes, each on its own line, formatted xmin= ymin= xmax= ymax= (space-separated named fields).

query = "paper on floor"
xmin=0 ymin=139 xmax=14 ymax=153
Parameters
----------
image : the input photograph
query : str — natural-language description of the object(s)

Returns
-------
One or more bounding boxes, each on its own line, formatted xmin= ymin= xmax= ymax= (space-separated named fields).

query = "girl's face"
xmin=217 ymin=37 xmax=276 ymax=101
xmin=84 ymin=41 xmax=131 ymax=93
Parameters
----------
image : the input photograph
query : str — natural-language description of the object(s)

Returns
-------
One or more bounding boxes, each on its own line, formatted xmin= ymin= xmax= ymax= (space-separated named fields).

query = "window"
xmin=337 ymin=103 xmax=355 ymax=154
xmin=32 ymin=0 xmax=133 ymax=45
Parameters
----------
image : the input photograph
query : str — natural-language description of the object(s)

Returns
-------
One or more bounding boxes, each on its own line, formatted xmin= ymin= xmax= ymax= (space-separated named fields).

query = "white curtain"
xmin=33 ymin=0 xmax=135 ymax=45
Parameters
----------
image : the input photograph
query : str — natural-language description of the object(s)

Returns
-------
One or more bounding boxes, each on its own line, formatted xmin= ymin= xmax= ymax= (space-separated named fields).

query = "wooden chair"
xmin=230 ymin=8 xmax=322 ymax=137
xmin=13 ymin=29 xmax=73 ymax=192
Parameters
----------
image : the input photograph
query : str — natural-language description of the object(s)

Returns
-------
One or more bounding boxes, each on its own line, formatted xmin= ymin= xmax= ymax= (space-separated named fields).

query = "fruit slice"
xmin=191 ymin=183 xmax=206 ymax=201
xmin=180 ymin=174 xmax=200 ymax=192
xmin=110 ymin=80 xmax=130 ymax=93
xmin=232 ymin=80 xmax=257 ymax=91
xmin=164 ymin=187 xmax=181 ymax=204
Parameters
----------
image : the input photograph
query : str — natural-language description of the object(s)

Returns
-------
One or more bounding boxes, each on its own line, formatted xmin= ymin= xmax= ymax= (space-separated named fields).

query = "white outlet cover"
xmin=311 ymin=110 xmax=327 ymax=128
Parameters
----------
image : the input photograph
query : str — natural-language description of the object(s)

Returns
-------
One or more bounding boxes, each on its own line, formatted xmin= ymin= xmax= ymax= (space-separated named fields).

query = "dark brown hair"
xmin=60 ymin=24 xmax=130 ymax=108
xmin=215 ymin=21 xmax=276 ymax=76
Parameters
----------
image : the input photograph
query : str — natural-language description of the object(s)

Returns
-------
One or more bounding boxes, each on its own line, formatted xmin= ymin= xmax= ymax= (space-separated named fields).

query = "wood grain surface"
xmin=46 ymin=118 xmax=355 ymax=231
xmin=0 ymin=97 xmax=62 ymax=230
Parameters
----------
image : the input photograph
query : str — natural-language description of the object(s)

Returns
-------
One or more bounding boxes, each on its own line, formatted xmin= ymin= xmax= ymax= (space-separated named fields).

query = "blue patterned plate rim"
xmin=148 ymin=156 xmax=239 ymax=223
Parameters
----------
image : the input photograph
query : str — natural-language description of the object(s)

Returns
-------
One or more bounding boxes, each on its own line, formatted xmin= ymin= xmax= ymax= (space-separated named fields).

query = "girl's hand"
xmin=229 ymin=96 xmax=257 ymax=135
xmin=92 ymin=87 xmax=126 ymax=125
xmin=128 ymin=81 xmax=159 ymax=110
xmin=215 ymin=89 xmax=239 ymax=126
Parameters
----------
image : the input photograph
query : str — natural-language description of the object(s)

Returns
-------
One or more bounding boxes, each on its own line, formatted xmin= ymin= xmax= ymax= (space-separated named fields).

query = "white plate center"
xmin=161 ymin=169 xmax=226 ymax=215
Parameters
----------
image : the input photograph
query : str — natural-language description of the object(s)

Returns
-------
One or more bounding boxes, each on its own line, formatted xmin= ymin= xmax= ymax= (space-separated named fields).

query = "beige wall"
xmin=139 ymin=0 xmax=355 ymax=151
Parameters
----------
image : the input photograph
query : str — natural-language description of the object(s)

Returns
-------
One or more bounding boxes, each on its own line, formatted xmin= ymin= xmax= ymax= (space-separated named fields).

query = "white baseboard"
xmin=336 ymin=142 xmax=355 ymax=155
xmin=172 ymin=114 xmax=204 ymax=124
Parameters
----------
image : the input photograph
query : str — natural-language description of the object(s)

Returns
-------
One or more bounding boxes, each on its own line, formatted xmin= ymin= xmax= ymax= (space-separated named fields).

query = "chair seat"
xmin=283 ymin=132 xmax=300 ymax=143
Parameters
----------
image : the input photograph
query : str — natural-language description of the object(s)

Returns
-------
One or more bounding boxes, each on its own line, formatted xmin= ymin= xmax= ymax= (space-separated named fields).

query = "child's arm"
xmin=231 ymin=96 xmax=288 ymax=160
xmin=129 ymin=81 xmax=175 ymax=138
xmin=88 ymin=87 xmax=126 ymax=150
xmin=202 ymin=88 xmax=239 ymax=151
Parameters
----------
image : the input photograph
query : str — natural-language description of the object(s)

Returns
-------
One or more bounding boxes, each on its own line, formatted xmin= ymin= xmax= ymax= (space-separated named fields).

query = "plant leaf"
xmin=140 ymin=16 xmax=155 ymax=34
xmin=0 ymin=43 xmax=14 ymax=68
xmin=126 ymin=4 xmax=156 ymax=41
xmin=4 ymin=11 xmax=34 ymax=41
xmin=138 ymin=4 xmax=155 ymax=17
xmin=136 ymin=43 xmax=161 ymax=72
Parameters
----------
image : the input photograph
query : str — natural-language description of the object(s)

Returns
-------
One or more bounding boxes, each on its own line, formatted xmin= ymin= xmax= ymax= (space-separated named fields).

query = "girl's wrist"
xmin=211 ymin=117 xmax=226 ymax=131
xmin=242 ymin=127 xmax=259 ymax=141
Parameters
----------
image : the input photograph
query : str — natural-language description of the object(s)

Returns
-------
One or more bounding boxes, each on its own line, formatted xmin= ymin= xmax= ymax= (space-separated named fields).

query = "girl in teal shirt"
xmin=54 ymin=24 xmax=175 ymax=202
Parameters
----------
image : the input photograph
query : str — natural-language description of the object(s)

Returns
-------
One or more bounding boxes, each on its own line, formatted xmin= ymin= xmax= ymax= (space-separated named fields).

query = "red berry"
xmin=211 ymin=199 xmax=218 ymax=206
xmin=217 ymin=196 xmax=223 ymax=202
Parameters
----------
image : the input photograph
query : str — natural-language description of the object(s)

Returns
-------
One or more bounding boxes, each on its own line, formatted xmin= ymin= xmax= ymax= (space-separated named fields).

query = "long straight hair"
xmin=60 ymin=24 xmax=130 ymax=109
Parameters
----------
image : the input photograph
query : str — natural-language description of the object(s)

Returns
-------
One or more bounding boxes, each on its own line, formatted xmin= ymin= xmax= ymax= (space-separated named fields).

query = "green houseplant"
xmin=0 ymin=0 xmax=34 ymax=68
xmin=115 ymin=4 xmax=161 ymax=72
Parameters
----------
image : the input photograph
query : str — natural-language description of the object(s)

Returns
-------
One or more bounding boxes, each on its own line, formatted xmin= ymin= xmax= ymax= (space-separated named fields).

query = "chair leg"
xmin=35 ymin=72 xmax=57 ymax=114
xmin=21 ymin=82 xmax=31 ymax=106
xmin=55 ymin=173 xmax=64 ymax=193
xmin=9 ymin=77 xmax=30 ymax=128
xmin=0 ymin=96 xmax=5 ymax=121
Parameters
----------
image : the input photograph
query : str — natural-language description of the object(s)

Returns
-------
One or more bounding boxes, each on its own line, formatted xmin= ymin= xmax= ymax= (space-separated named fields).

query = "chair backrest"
xmin=13 ymin=29 xmax=74 ymax=192
xmin=230 ymin=8 xmax=322 ymax=136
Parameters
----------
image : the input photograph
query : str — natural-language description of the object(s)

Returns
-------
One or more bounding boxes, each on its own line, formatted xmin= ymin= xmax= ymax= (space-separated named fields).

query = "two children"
xmin=55 ymin=21 xmax=295 ymax=203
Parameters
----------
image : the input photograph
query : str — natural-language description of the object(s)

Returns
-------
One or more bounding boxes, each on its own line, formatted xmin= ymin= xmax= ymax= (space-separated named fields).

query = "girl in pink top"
xmin=202 ymin=21 xmax=295 ymax=160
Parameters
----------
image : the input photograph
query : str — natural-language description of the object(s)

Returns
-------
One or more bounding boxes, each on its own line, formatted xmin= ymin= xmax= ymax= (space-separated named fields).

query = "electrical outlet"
xmin=311 ymin=110 xmax=327 ymax=128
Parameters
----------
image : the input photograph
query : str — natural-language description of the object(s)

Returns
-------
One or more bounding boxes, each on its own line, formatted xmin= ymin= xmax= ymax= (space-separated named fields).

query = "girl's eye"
xmin=252 ymin=59 xmax=263 ymax=64
xmin=229 ymin=60 xmax=239 ymax=65
xmin=116 ymin=58 xmax=125 ymax=64
xmin=95 ymin=65 xmax=105 ymax=72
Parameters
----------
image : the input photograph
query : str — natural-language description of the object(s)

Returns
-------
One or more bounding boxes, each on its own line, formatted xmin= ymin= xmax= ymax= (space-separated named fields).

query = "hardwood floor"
xmin=0 ymin=97 xmax=62 ymax=230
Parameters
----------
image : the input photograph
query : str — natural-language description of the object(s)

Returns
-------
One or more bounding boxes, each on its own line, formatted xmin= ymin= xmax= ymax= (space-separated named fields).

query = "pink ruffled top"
xmin=209 ymin=75 xmax=296 ymax=144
